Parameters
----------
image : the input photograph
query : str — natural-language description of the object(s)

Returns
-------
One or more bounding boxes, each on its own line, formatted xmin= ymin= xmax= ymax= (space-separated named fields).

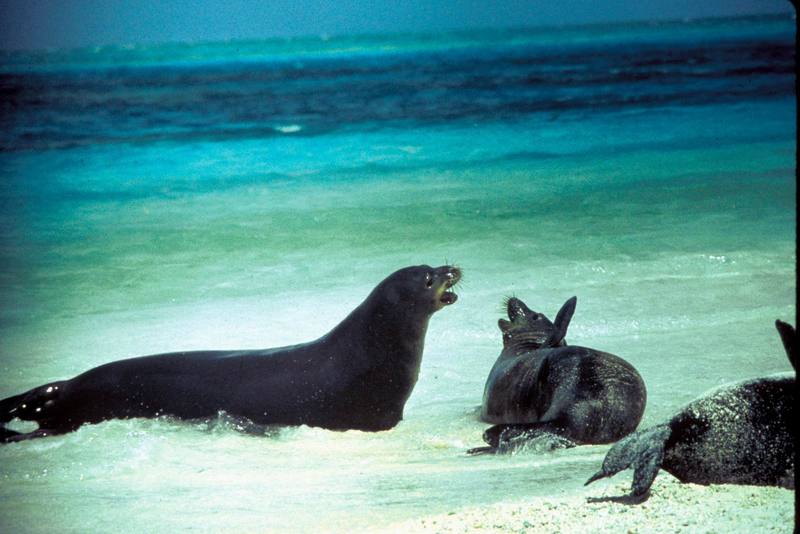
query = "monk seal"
xmin=468 ymin=296 xmax=646 ymax=454
xmin=585 ymin=320 xmax=795 ymax=500
xmin=0 ymin=264 xmax=461 ymax=442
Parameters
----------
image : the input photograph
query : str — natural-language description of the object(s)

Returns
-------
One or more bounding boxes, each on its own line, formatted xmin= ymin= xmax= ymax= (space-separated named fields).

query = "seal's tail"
xmin=584 ymin=424 xmax=671 ymax=498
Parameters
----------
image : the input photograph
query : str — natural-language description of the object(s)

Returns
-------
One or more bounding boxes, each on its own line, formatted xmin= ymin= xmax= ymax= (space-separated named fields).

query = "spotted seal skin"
xmin=585 ymin=320 xmax=796 ymax=501
xmin=468 ymin=296 xmax=646 ymax=454
xmin=0 ymin=264 xmax=461 ymax=443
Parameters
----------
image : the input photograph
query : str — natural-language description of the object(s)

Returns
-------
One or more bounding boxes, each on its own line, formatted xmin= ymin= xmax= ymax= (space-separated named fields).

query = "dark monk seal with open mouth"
xmin=469 ymin=296 xmax=646 ymax=454
xmin=0 ymin=264 xmax=461 ymax=442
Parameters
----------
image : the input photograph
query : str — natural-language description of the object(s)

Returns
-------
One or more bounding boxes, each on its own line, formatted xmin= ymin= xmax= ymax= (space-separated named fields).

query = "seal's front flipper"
xmin=466 ymin=445 xmax=495 ymax=455
xmin=585 ymin=424 xmax=671 ymax=499
xmin=630 ymin=438 xmax=667 ymax=496
xmin=471 ymin=423 xmax=577 ymax=455
xmin=513 ymin=429 xmax=576 ymax=453
xmin=544 ymin=296 xmax=577 ymax=347
xmin=467 ymin=424 xmax=529 ymax=455
xmin=465 ymin=424 xmax=506 ymax=455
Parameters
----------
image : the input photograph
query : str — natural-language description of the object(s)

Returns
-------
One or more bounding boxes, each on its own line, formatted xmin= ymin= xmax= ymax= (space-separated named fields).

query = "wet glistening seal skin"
xmin=0 ymin=264 xmax=461 ymax=442
xmin=469 ymin=296 xmax=646 ymax=454
xmin=585 ymin=320 xmax=795 ymax=501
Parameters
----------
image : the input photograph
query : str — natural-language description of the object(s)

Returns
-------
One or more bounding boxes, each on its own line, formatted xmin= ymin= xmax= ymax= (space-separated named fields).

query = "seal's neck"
xmin=327 ymin=296 xmax=430 ymax=365
xmin=504 ymin=334 xmax=567 ymax=357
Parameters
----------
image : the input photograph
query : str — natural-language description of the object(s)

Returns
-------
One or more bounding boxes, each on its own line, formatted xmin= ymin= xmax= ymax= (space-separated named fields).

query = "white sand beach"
xmin=379 ymin=475 xmax=795 ymax=533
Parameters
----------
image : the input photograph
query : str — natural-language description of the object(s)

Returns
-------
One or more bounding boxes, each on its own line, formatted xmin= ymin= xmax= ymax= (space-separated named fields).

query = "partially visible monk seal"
xmin=585 ymin=320 xmax=795 ymax=500
xmin=0 ymin=264 xmax=461 ymax=442
xmin=468 ymin=296 xmax=646 ymax=454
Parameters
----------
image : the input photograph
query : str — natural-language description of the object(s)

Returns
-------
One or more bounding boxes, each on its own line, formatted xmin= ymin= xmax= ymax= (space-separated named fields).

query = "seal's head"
xmin=377 ymin=264 xmax=461 ymax=316
xmin=498 ymin=296 xmax=577 ymax=351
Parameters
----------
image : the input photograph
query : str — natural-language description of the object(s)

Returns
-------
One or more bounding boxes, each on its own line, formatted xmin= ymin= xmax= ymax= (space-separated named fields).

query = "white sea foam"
xmin=274 ymin=124 xmax=303 ymax=133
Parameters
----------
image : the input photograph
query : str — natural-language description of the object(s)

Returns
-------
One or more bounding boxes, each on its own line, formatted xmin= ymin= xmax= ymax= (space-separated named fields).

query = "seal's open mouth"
xmin=437 ymin=267 xmax=461 ymax=307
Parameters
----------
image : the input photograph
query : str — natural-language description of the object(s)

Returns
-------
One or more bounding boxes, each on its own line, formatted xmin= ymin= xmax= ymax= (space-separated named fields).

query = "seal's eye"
xmin=425 ymin=273 xmax=434 ymax=288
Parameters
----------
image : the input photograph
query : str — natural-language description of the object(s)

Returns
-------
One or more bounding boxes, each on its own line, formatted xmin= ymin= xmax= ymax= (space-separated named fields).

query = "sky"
xmin=0 ymin=0 xmax=795 ymax=51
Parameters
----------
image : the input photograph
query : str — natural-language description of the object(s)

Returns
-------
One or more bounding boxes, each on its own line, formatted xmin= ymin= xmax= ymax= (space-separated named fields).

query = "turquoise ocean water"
xmin=0 ymin=14 xmax=795 ymax=532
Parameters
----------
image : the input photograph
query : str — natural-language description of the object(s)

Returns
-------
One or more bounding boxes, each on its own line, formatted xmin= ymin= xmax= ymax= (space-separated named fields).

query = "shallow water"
xmin=0 ymin=14 xmax=796 ymax=532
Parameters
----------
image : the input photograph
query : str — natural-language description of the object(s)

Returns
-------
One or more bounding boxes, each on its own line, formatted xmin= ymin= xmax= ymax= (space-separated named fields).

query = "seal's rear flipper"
xmin=1 ymin=381 xmax=66 ymax=423
xmin=0 ymin=392 xmax=27 ymax=424
xmin=1 ymin=381 xmax=73 ymax=444
xmin=775 ymin=320 xmax=796 ymax=370
xmin=0 ymin=426 xmax=22 ymax=442
xmin=2 ymin=428 xmax=68 ymax=443
xmin=585 ymin=424 xmax=671 ymax=498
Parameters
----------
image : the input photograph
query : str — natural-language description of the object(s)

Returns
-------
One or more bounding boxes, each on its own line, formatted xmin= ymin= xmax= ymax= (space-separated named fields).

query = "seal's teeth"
xmin=439 ymin=291 xmax=458 ymax=305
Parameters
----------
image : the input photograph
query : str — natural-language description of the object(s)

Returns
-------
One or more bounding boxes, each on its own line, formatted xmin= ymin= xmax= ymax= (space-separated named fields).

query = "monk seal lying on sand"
xmin=469 ymin=296 xmax=646 ymax=454
xmin=585 ymin=319 xmax=795 ymax=500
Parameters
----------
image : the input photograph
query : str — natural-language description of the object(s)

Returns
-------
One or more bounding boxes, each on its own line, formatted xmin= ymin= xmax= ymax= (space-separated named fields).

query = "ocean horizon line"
xmin=0 ymin=12 xmax=792 ymax=71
